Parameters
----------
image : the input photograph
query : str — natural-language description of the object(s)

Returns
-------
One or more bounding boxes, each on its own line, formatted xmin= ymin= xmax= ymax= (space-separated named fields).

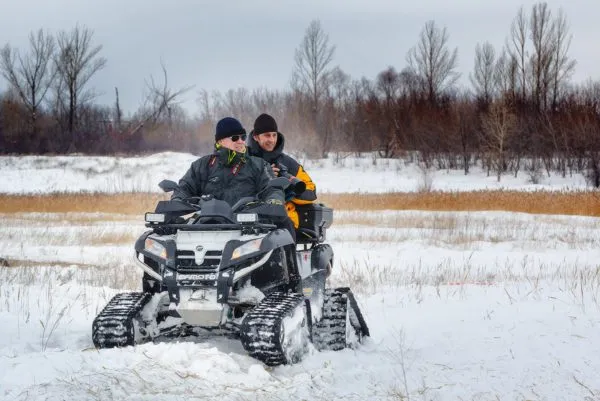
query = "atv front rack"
xmin=145 ymin=222 xmax=277 ymax=231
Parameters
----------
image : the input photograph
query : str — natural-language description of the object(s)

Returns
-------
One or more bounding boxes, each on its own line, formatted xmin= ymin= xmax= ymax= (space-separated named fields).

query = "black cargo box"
xmin=296 ymin=203 xmax=333 ymax=241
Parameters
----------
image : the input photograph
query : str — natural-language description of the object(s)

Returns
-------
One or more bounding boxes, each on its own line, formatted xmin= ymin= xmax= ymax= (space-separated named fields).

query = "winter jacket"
xmin=172 ymin=146 xmax=284 ymax=207
xmin=247 ymin=130 xmax=316 ymax=228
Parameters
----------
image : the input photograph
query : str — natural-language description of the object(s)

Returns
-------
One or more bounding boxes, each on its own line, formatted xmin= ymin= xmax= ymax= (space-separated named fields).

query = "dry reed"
xmin=1 ymin=190 xmax=600 ymax=217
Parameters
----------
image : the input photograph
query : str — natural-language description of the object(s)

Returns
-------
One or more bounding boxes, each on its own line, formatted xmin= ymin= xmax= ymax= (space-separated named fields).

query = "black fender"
xmin=217 ymin=229 xmax=295 ymax=303
xmin=261 ymin=228 xmax=295 ymax=250
xmin=134 ymin=230 xmax=177 ymax=269
xmin=311 ymin=243 xmax=333 ymax=274
xmin=220 ymin=228 xmax=294 ymax=269
xmin=134 ymin=230 xmax=153 ymax=253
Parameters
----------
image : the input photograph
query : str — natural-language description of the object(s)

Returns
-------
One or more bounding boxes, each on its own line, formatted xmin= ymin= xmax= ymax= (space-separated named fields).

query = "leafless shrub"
xmin=416 ymin=163 xmax=433 ymax=192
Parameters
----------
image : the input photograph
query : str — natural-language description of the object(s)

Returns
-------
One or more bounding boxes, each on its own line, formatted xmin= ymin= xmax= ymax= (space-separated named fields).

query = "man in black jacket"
xmin=172 ymin=117 xmax=284 ymax=208
xmin=247 ymin=113 xmax=317 ymax=230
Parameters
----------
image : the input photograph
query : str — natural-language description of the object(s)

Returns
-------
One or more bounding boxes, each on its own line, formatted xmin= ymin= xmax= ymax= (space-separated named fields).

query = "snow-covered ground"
xmin=1 ymin=154 xmax=599 ymax=400
xmin=0 ymin=152 xmax=590 ymax=194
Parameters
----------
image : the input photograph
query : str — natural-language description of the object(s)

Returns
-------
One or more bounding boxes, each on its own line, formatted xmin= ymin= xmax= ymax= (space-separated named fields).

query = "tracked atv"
xmin=92 ymin=178 xmax=369 ymax=365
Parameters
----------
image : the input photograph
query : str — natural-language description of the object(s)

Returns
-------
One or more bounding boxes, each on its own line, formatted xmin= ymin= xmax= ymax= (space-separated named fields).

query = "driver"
xmin=172 ymin=117 xmax=284 ymax=208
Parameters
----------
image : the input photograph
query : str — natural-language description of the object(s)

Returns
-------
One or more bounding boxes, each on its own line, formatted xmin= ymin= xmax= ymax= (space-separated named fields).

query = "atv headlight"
xmin=145 ymin=238 xmax=167 ymax=258
xmin=236 ymin=213 xmax=257 ymax=223
xmin=145 ymin=213 xmax=165 ymax=223
xmin=231 ymin=238 xmax=263 ymax=260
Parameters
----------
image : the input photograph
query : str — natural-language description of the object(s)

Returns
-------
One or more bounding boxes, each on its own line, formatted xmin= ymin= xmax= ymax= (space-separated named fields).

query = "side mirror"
xmin=158 ymin=179 xmax=179 ymax=193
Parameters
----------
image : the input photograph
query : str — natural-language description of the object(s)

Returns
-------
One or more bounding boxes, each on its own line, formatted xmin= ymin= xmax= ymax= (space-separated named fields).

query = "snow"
xmin=0 ymin=152 xmax=590 ymax=194
xmin=1 ymin=153 xmax=600 ymax=400
xmin=236 ymin=281 xmax=265 ymax=304
xmin=281 ymin=299 xmax=310 ymax=364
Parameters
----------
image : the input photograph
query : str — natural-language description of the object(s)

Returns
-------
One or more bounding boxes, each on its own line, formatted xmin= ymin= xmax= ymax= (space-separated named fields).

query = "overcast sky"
xmin=0 ymin=0 xmax=597 ymax=115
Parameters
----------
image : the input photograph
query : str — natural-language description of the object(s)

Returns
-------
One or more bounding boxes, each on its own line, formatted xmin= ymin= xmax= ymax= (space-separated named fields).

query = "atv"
xmin=92 ymin=178 xmax=369 ymax=366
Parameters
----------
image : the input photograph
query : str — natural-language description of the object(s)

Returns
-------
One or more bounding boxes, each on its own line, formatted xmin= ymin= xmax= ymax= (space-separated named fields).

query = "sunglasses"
xmin=230 ymin=134 xmax=247 ymax=142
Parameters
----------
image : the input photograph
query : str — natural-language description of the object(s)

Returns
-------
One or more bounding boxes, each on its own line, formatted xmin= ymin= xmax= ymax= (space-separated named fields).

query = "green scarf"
xmin=215 ymin=143 xmax=246 ymax=166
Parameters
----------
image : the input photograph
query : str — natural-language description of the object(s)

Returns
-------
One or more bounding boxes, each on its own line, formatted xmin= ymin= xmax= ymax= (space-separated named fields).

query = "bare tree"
xmin=292 ymin=19 xmax=335 ymax=106
xmin=451 ymin=94 xmax=478 ymax=174
xmin=145 ymin=61 xmax=193 ymax=126
xmin=398 ymin=66 xmax=422 ymax=100
xmin=493 ymin=49 xmax=518 ymax=100
xmin=250 ymin=87 xmax=284 ymax=118
xmin=0 ymin=29 xmax=56 ymax=135
xmin=54 ymin=24 xmax=107 ymax=140
xmin=549 ymin=7 xmax=576 ymax=110
xmin=127 ymin=61 xmax=193 ymax=140
xmin=374 ymin=67 xmax=401 ymax=156
xmin=223 ymin=88 xmax=251 ymax=123
xmin=470 ymin=42 xmax=496 ymax=105
xmin=406 ymin=20 xmax=460 ymax=104
xmin=506 ymin=6 xmax=529 ymax=102
xmin=292 ymin=19 xmax=336 ymax=151
xmin=322 ymin=66 xmax=351 ymax=152
xmin=327 ymin=66 xmax=351 ymax=106
xmin=376 ymin=66 xmax=400 ymax=103
xmin=196 ymin=89 xmax=213 ymax=122
xmin=113 ymin=87 xmax=122 ymax=130
xmin=529 ymin=2 xmax=555 ymax=110
xmin=481 ymin=101 xmax=516 ymax=181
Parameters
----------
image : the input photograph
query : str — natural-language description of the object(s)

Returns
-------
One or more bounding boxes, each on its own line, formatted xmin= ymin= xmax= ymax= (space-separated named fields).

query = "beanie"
xmin=253 ymin=113 xmax=278 ymax=135
xmin=215 ymin=117 xmax=246 ymax=141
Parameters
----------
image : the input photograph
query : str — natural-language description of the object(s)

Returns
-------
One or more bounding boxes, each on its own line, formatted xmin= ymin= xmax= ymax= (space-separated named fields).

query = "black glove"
xmin=265 ymin=199 xmax=283 ymax=205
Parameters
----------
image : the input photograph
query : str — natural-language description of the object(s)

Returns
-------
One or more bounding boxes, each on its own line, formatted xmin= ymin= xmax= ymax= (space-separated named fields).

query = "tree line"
xmin=1 ymin=3 xmax=599 ymax=183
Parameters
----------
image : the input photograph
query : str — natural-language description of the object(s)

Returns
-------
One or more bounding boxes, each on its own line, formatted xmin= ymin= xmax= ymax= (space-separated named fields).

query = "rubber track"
xmin=312 ymin=287 xmax=370 ymax=351
xmin=344 ymin=287 xmax=370 ymax=338
xmin=239 ymin=292 xmax=305 ymax=366
xmin=92 ymin=292 xmax=152 ymax=348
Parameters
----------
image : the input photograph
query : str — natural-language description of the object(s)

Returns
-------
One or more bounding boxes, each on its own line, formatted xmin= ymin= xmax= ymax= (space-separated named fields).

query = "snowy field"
xmin=1 ymin=154 xmax=599 ymax=400
xmin=0 ymin=152 xmax=590 ymax=194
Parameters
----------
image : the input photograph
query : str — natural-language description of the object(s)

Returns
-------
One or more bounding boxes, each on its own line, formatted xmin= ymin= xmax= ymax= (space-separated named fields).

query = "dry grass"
xmin=322 ymin=190 xmax=600 ymax=217
xmin=1 ymin=260 xmax=141 ymax=291
xmin=87 ymin=231 xmax=141 ymax=245
xmin=2 ymin=259 xmax=98 ymax=269
xmin=0 ymin=193 xmax=170 ymax=215
xmin=332 ymin=210 xmax=600 ymax=247
xmin=1 ymin=189 xmax=600 ymax=217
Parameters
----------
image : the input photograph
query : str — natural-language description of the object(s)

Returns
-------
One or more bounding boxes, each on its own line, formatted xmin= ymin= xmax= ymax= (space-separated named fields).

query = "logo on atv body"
xmin=177 ymin=273 xmax=217 ymax=281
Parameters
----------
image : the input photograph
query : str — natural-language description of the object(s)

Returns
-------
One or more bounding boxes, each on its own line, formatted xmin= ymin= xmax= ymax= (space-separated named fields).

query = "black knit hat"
xmin=253 ymin=113 xmax=278 ymax=135
xmin=215 ymin=117 xmax=246 ymax=141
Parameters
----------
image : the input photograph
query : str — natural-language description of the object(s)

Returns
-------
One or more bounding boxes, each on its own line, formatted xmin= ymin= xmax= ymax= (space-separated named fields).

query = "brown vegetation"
xmin=325 ymin=191 xmax=600 ymax=217
xmin=1 ymin=190 xmax=600 ymax=217
xmin=0 ymin=193 xmax=169 ymax=214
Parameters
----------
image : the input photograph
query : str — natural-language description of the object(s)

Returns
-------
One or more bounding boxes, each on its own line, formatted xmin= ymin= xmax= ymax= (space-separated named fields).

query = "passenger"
xmin=247 ymin=113 xmax=317 ymax=231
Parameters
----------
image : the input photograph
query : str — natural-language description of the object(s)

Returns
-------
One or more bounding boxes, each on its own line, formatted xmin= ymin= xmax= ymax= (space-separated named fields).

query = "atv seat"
xmin=295 ymin=203 xmax=333 ymax=244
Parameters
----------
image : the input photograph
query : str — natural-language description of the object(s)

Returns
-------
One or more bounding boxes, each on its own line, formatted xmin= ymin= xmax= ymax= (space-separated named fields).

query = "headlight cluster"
xmin=231 ymin=238 xmax=263 ymax=260
xmin=145 ymin=238 xmax=167 ymax=258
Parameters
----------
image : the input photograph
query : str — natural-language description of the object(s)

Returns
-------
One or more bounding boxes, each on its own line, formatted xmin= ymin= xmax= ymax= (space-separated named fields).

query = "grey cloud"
xmin=0 ymin=0 xmax=598 ymax=114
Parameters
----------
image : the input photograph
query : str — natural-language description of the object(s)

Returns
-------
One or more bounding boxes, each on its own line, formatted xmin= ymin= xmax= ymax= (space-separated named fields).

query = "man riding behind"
xmin=247 ymin=113 xmax=317 ymax=231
